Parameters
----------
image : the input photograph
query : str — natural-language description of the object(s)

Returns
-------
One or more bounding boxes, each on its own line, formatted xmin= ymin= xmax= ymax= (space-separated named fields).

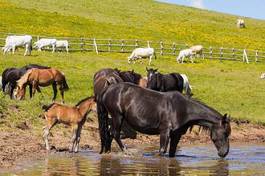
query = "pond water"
xmin=2 ymin=144 xmax=265 ymax=175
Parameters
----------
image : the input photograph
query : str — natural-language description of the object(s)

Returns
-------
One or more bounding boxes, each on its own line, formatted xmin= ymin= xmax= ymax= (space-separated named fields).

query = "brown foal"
xmin=42 ymin=96 xmax=95 ymax=152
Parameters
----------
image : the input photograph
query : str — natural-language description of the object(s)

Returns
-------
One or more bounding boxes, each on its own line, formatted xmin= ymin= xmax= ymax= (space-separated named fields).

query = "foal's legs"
xmin=43 ymin=117 xmax=58 ymax=150
xmin=148 ymin=55 xmax=152 ymax=65
xmin=52 ymin=82 xmax=58 ymax=102
xmin=74 ymin=124 xmax=83 ymax=153
xmin=69 ymin=124 xmax=78 ymax=152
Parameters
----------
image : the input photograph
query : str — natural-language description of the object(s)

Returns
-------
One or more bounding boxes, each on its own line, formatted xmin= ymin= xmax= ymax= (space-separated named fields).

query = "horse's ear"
xmin=131 ymin=69 xmax=134 ymax=73
xmin=154 ymin=68 xmax=158 ymax=73
xmin=222 ymin=113 xmax=230 ymax=124
xmin=146 ymin=67 xmax=148 ymax=72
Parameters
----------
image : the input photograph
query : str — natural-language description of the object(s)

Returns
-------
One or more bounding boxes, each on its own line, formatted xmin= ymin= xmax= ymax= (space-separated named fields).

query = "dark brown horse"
xmin=146 ymin=68 xmax=192 ymax=97
xmin=14 ymin=68 xmax=69 ymax=103
xmin=98 ymin=82 xmax=231 ymax=158
xmin=93 ymin=68 xmax=144 ymax=153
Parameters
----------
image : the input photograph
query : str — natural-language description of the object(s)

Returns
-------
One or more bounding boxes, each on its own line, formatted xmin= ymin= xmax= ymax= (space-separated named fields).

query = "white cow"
xmin=56 ymin=40 xmax=69 ymax=53
xmin=176 ymin=48 xmax=195 ymax=63
xmin=190 ymin=45 xmax=204 ymax=59
xmin=128 ymin=48 xmax=156 ymax=65
xmin=237 ymin=19 xmax=245 ymax=28
xmin=2 ymin=35 xmax=32 ymax=56
xmin=34 ymin=38 xmax=57 ymax=53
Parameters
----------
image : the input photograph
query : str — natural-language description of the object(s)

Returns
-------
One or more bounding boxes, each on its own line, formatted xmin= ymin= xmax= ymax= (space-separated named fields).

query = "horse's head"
xmin=14 ymin=84 xmax=26 ymax=100
xmin=118 ymin=70 xmax=142 ymax=84
xmin=146 ymin=67 xmax=159 ymax=89
xmin=211 ymin=114 xmax=231 ymax=158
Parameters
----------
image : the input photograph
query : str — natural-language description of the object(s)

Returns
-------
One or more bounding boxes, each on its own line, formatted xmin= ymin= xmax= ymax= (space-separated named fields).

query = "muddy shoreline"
xmin=1 ymin=120 xmax=265 ymax=169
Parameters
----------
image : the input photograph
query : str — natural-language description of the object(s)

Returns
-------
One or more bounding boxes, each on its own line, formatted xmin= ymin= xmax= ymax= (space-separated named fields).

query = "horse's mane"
xmin=42 ymin=103 xmax=56 ymax=112
xmin=17 ymin=69 xmax=33 ymax=88
xmin=190 ymin=97 xmax=222 ymax=118
xmin=75 ymin=96 xmax=95 ymax=106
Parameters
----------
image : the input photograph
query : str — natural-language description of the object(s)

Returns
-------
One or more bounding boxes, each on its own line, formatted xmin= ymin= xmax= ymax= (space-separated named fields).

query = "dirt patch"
xmin=1 ymin=120 xmax=265 ymax=169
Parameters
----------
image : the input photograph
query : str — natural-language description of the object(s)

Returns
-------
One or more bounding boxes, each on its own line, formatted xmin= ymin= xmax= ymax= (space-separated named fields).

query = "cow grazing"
xmin=190 ymin=45 xmax=204 ymax=59
xmin=56 ymin=40 xmax=69 ymax=53
xmin=2 ymin=35 xmax=32 ymax=56
xmin=176 ymin=49 xmax=194 ymax=63
xmin=237 ymin=19 xmax=245 ymax=28
xmin=34 ymin=38 xmax=57 ymax=53
xmin=128 ymin=48 xmax=156 ymax=65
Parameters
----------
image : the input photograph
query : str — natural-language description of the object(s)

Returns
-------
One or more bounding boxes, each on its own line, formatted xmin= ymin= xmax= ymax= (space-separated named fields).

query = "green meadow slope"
xmin=0 ymin=0 xmax=265 ymax=128
xmin=1 ymin=0 xmax=265 ymax=49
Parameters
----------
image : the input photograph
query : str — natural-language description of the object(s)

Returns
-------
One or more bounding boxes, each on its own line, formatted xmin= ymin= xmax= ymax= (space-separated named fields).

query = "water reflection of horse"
xmin=14 ymin=68 xmax=69 ymax=103
xmin=98 ymin=82 xmax=231 ymax=158
xmin=93 ymin=68 xmax=145 ymax=153
xmin=99 ymin=155 xmax=229 ymax=175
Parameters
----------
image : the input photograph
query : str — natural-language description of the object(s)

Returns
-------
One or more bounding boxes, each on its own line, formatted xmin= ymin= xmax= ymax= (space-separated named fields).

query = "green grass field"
xmin=0 ymin=0 xmax=265 ymax=130
xmin=0 ymin=51 xmax=265 ymax=128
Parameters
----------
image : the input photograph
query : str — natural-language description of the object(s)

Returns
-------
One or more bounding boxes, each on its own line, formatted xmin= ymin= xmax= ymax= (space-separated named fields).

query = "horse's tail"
xmin=17 ymin=69 xmax=33 ymax=88
xmin=180 ymin=74 xmax=192 ymax=97
xmin=42 ymin=103 xmax=56 ymax=112
xmin=96 ymin=93 xmax=111 ymax=154
xmin=61 ymin=75 xmax=69 ymax=91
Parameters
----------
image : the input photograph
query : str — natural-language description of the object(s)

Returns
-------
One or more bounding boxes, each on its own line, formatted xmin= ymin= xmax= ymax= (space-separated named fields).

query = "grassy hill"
xmin=0 ymin=0 xmax=265 ymax=129
xmin=1 ymin=0 xmax=265 ymax=49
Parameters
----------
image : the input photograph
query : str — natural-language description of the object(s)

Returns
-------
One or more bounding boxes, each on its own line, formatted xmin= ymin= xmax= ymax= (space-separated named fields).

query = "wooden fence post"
xmin=209 ymin=47 xmax=213 ymax=59
xmin=108 ymin=39 xmax=111 ymax=52
xmin=80 ymin=38 xmax=84 ymax=52
xmin=243 ymin=49 xmax=249 ymax=63
xmin=147 ymin=41 xmax=150 ymax=48
xmin=93 ymin=38 xmax=98 ymax=54
xmin=232 ymin=48 xmax=235 ymax=60
xmin=121 ymin=39 xmax=125 ymax=52
xmin=135 ymin=39 xmax=139 ymax=48
xmin=160 ymin=41 xmax=164 ymax=55
xmin=172 ymin=42 xmax=176 ymax=56
xmin=255 ymin=50 xmax=259 ymax=62
xmin=220 ymin=47 xmax=223 ymax=61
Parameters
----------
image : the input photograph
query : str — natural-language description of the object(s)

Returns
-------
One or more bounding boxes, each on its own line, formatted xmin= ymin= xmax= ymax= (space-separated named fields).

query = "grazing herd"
xmin=2 ymin=35 xmax=69 ymax=56
xmin=2 ymin=35 xmax=204 ymax=64
xmin=1 ymin=64 xmax=232 ymax=158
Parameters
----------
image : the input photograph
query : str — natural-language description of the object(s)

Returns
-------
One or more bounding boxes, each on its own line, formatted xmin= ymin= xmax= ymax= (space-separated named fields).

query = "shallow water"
xmin=2 ymin=144 xmax=265 ymax=175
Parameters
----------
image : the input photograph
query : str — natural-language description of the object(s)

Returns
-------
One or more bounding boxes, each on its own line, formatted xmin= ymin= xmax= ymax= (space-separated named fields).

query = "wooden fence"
xmin=0 ymin=32 xmax=265 ymax=63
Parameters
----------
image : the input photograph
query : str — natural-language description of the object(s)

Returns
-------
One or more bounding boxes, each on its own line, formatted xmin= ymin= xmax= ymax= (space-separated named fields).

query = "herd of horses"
xmin=1 ymin=64 xmax=231 ymax=158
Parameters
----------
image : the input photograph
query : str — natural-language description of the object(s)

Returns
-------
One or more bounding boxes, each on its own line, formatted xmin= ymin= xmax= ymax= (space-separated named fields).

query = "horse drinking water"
xmin=14 ymin=68 xmax=69 ymax=102
xmin=98 ymin=82 xmax=231 ymax=158
xmin=42 ymin=96 xmax=95 ymax=152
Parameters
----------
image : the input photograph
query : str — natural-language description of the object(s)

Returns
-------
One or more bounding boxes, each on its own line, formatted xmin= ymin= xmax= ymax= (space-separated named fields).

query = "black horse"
xmin=2 ymin=64 xmax=50 ymax=99
xmin=98 ymin=82 xmax=231 ymax=158
xmin=146 ymin=68 xmax=192 ymax=97
xmin=93 ymin=68 xmax=143 ymax=153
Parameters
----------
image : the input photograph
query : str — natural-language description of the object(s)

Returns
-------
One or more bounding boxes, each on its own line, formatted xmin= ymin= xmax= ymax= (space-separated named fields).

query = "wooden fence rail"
xmin=0 ymin=32 xmax=265 ymax=63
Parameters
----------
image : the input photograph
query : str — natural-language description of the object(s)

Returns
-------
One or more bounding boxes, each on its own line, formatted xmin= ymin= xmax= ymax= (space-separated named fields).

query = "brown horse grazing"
xmin=14 ymin=68 xmax=69 ymax=103
xmin=42 ymin=96 xmax=95 ymax=152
